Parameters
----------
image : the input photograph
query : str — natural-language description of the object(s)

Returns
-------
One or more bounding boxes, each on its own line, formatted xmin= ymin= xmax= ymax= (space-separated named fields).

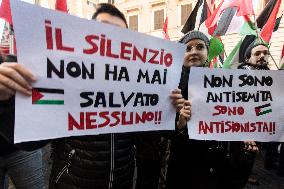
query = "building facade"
xmin=1 ymin=0 xmax=284 ymax=68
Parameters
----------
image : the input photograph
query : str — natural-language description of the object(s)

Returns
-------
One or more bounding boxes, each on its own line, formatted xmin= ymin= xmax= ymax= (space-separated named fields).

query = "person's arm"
xmin=170 ymin=89 xmax=191 ymax=136
xmin=0 ymin=57 xmax=49 ymax=150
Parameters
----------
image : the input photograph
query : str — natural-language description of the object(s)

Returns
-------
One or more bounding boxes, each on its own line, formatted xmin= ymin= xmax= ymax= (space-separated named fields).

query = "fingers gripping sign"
xmin=170 ymin=88 xmax=184 ymax=112
xmin=243 ymin=141 xmax=259 ymax=153
xmin=177 ymin=100 xmax=192 ymax=130
xmin=0 ymin=63 xmax=36 ymax=100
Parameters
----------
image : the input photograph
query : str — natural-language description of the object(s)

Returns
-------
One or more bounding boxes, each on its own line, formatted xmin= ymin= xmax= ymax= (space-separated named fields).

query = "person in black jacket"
xmin=166 ymin=31 xmax=230 ymax=189
xmin=0 ymin=4 xmax=136 ymax=189
xmin=0 ymin=54 xmax=45 ymax=189
xmin=229 ymin=42 xmax=270 ymax=188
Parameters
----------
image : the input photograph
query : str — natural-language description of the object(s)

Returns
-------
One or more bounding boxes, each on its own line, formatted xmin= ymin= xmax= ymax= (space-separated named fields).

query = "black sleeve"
xmin=0 ymin=55 xmax=49 ymax=150
xmin=0 ymin=97 xmax=49 ymax=151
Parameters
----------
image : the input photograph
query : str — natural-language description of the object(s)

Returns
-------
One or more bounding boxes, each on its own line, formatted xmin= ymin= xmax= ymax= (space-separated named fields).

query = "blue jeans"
xmin=0 ymin=149 xmax=44 ymax=189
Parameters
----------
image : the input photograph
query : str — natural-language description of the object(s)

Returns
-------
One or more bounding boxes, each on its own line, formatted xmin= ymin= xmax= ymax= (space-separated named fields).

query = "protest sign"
xmin=10 ymin=0 xmax=185 ymax=143
xmin=188 ymin=67 xmax=284 ymax=142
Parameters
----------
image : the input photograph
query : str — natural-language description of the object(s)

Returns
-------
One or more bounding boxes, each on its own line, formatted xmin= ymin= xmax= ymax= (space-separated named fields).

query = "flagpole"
xmin=223 ymin=48 xmax=228 ymax=58
xmin=269 ymin=52 xmax=280 ymax=70
xmin=253 ymin=14 xmax=262 ymax=43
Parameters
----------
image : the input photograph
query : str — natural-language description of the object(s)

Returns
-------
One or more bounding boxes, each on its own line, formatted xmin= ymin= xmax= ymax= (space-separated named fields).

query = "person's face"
xmin=183 ymin=39 xmax=208 ymax=68
xmin=95 ymin=13 xmax=127 ymax=28
xmin=248 ymin=45 xmax=269 ymax=66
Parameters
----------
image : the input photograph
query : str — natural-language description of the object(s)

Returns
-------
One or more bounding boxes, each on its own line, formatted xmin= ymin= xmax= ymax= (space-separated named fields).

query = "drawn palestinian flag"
xmin=32 ymin=88 xmax=64 ymax=105
xmin=255 ymin=103 xmax=272 ymax=116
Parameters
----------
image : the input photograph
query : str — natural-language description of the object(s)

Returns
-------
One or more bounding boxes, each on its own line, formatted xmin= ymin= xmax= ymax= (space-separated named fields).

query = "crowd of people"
xmin=0 ymin=3 xmax=282 ymax=189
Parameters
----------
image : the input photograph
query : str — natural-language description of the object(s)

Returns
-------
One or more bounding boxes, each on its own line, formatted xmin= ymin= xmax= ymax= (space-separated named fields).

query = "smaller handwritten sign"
xmin=187 ymin=67 xmax=284 ymax=142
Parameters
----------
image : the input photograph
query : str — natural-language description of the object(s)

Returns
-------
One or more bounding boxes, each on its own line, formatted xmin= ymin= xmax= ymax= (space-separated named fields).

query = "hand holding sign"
xmin=10 ymin=0 xmax=185 ymax=143
xmin=170 ymin=88 xmax=184 ymax=112
xmin=0 ymin=62 xmax=36 ymax=100
xmin=177 ymin=100 xmax=191 ymax=130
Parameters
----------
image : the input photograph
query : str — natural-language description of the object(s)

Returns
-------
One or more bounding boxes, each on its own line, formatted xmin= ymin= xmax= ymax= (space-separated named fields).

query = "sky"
xmin=0 ymin=0 xmax=34 ymax=35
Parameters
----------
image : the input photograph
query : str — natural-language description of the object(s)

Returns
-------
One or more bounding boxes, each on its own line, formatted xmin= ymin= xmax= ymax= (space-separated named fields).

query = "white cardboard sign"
xmin=188 ymin=67 xmax=284 ymax=142
xmin=11 ymin=0 xmax=185 ymax=143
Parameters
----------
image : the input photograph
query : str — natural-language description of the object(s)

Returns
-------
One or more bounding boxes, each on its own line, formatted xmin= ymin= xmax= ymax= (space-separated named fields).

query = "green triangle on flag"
xmin=223 ymin=38 xmax=243 ymax=69
xmin=240 ymin=19 xmax=257 ymax=36
xmin=281 ymin=62 xmax=284 ymax=69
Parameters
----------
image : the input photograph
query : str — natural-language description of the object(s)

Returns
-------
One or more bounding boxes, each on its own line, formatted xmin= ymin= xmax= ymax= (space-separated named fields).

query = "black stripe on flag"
xmin=255 ymin=103 xmax=271 ymax=110
xmin=33 ymin=87 xmax=64 ymax=94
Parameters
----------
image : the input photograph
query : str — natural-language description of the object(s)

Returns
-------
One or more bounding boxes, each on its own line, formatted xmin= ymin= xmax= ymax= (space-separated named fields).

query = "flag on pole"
xmin=256 ymin=0 xmax=278 ymax=28
xmin=273 ymin=14 xmax=283 ymax=31
xmin=206 ymin=0 xmax=255 ymax=29
xmin=181 ymin=0 xmax=215 ymax=34
xmin=260 ymin=0 xmax=282 ymax=43
xmin=236 ymin=0 xmax=281 ymax=61
xmin=222 ymin=37 xmax=243 ymax=69
xmin=181 ymin=0 xmax=202 ymax=34
xmin=212 ymin=0 xmax=259 ymax=37
xmin=222 ymin=0 xmax=281 ymax=69
xmin=163 ymin=16 xmax=170 ymax=40
xmin=55 ymin=0 xmax=68 ymax=13
xmin=0 ymin=0 xmax=12 ymax=25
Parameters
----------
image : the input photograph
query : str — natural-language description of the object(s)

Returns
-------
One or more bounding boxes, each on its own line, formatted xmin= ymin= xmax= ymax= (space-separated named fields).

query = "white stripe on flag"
xmin=41 ymin=93 xmax=64 ymax=101
xmin=195 ymin=0 xmax=205 ymax=30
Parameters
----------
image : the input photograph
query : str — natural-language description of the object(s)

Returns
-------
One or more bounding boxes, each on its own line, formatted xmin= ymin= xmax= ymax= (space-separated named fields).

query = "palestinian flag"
xmin=201 ymin=0 xmax=259 ymax=37
xmin=238 ymin=0 xmax=282 ymax=62
xmin=256 ymin=0 xmax=278 ymax=28
xmin=223 ymin=0 xmax=281 ymax=69
xmin=181 ymin=0 xmax=215 ymax=34
xmin=180 ymin=0 xmax=225 ymax=65
xmin=222 ymin=37 xmax=243 ymax=69
xmin=213 ymin=6 xmax=241 ymax=36
xmin=274 ymin=14 xmax=283 ymax=31
xmin=206 ymin=0 xmax=255 ymax=30
xmin=255 ymin=103 xmax=272 ymax=116
xmin=32 ymin=88 xmax=64 ymax=105
xmin=260 ymin=0 xmax=282 ymax=43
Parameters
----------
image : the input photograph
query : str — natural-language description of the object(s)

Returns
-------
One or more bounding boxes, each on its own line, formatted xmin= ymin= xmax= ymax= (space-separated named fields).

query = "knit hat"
xmin=244 ymin=42 xmax=269 ymax=59
xmin=179 ymin=30 xmax=210 ymax=50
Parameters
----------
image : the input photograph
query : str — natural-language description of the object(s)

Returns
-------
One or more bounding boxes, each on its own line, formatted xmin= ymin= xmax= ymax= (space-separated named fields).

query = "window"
xmin=181 ymin=4 xmax=192 ymax=25
xmin=108 ymin=0 xmax=115 ymax=4
xmin=154 ymin=9 xmax=164 ymax=30
xmin=87 ymin=0 xmax=96 ymax=8
xmin=129 ymin=15 xmax=138 ymax=31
